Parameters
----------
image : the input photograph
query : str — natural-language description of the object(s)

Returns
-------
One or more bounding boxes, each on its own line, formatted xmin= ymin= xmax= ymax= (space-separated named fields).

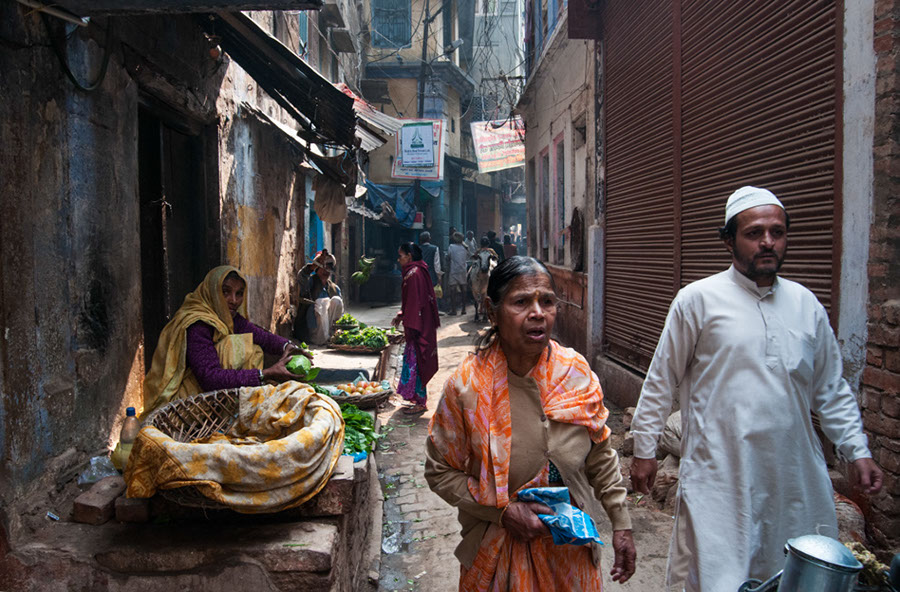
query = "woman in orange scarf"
xmin=426 ymin=256 xmax=636 ymax=590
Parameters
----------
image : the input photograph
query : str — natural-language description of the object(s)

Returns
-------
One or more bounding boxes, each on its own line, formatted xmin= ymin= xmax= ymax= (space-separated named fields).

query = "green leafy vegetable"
xmin=331 ymin=326 xmax=389 ymax=349
xmin=340 ymin=403 xmax=383 ymax=455
xmin=286 ymin=355 xmax=320 ymax=381
xmin=336 ymin=313 xmax=358 ymax=325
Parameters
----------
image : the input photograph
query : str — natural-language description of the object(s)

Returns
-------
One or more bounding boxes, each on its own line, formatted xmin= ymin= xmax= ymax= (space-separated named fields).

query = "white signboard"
xmin=400 ymin=121 xmax=435 ymax=167
xmin=392 ymin=119 xmax=446 ymax=180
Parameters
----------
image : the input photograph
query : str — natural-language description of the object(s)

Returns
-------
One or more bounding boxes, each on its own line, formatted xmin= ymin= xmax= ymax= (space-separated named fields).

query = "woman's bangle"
xmin=499 ymin=503 xmax=512 ymax=527
xmin=258 ymin=369 xmax=265 ymax=384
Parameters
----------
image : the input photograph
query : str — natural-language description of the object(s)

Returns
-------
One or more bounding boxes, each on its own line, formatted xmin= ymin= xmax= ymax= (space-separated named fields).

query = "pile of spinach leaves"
xmin=340 ymin=403 xmax=382 ymax=455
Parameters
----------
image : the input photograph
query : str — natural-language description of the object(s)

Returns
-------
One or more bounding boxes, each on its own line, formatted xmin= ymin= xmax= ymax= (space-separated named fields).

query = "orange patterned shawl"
xmin=428 ymin=340 xmax=610 ymax=590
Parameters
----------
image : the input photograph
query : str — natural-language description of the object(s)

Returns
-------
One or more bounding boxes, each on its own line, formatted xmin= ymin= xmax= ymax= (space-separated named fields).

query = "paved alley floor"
xmin=345 ymin=304 xmax=674 ymax=591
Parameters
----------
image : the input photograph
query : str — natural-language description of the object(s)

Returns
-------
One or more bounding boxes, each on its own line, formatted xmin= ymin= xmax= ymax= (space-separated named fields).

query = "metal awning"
xmin=50 ymin=1 xmax=322 ymax=15
xmin=207 ymin=12 xmax=356 ymax=149
xmin=336 ymin=83 xmax=402 ymax=152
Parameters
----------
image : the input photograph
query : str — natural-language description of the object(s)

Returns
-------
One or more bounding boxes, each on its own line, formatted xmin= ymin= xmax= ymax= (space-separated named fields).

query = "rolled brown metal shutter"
xmin=680 ymin=0 xmax=837 ymax=310
xmin=602 ymin=0 xmax=838 ymax=373
xmin=602 ymin=0 xmax=676 ymax=371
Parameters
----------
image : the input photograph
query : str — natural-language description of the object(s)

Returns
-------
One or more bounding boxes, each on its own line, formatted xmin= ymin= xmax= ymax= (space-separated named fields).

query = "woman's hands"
xmin=500 ymin=501 xmax=553 ymax=541
xmin=610 ymin=529 xmax=636 ymax=583
xmin=391 ymin=312 xmax=403 ymax=328
xmin=284 ymin=341 xmax=313 ymax=360
xmin=262 ymin=350 xmax=300 ymax=383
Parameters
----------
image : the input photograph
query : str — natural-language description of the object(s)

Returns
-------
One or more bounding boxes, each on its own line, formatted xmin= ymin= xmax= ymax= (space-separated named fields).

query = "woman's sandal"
xmin=402 ymin=404 xmax=427 ymax=415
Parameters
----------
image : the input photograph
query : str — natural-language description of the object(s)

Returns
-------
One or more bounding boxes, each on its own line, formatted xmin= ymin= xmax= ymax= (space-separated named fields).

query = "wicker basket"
xmin=142 ymin=389 xmax=242 ymax=509
xmin=327 ymin=388 xmax=392 ymax=409
xmin=387 ymin=331 xmax=405 ymax=345
xmin=334 ymin=322 xmax=359 ymax=332
xmin=144 ymin=389 xmax=240 ymax=443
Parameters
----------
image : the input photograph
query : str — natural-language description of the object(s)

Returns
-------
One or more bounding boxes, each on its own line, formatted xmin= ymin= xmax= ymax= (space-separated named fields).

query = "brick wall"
xmin=864 ymin=0 xmax=900 ymax=553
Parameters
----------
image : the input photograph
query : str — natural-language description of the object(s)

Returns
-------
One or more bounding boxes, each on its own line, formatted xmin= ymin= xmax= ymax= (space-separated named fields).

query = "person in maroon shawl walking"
xmin=392 ymin=242 xmax=440 ymax=415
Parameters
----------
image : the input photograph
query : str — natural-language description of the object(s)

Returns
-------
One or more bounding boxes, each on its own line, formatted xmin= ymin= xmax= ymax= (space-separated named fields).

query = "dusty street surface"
xmin=355 ymin=306 xmax=674 ymax=592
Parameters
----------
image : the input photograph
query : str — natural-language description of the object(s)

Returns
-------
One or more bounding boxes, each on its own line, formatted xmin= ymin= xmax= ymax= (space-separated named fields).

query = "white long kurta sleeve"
xmin=631 ymin=266 xmax=871 ymax=592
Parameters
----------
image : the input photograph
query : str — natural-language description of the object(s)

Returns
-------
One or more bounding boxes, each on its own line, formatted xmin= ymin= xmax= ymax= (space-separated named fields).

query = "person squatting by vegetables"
xmin=295 ymin=249 xmax=343 ymax=346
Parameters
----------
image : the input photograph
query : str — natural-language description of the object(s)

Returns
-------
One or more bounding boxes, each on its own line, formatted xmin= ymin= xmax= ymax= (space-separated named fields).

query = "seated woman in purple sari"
xmin=143 ymin=265 xmax=308 ymax=414
xmin=391 ymin=243 xmax=440 ymax=415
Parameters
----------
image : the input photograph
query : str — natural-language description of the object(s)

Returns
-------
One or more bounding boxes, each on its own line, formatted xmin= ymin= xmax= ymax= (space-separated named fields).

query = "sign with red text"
xmin=470 ymin=117 xmax=525 ymax=173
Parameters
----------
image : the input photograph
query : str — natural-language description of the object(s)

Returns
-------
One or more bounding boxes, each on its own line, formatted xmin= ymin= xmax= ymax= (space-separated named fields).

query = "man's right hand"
xmin=630 ymin=457 xmax=658 ymax=494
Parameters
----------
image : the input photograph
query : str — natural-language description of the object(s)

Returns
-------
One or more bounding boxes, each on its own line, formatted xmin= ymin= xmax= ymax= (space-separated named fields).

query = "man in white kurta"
xmin=629 ymin=187 xmax=883 ymax=592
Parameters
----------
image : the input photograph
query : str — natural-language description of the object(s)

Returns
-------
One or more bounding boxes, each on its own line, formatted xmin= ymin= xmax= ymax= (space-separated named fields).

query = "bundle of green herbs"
xmin=340 ymin=403 xmax=382 ymax=455
xmin=331 ymin=326 xmax=389 ymax=349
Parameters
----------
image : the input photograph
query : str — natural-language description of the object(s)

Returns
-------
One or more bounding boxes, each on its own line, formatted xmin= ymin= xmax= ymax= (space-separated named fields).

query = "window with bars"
xmin=298 ymin=11 xmax=308 ymax=59
xmin=540 ymin=149 xmax=550 ymax=262
xmin=553 ymin=135 xmax=565 ymax=265
xmin=372 ymin=0 xmax=412 ymax=48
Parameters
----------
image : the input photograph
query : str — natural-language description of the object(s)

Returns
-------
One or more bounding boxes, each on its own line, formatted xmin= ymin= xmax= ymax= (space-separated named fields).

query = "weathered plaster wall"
xmin=518 ymin=21 xmax=593 ymax=355
xmin=0 ymin=9 xmax=146 ymax=543
xmin=219 ymin=110 xmax=306 ymax=335
xmin=0 ymin=7 xmax=308 ymax=547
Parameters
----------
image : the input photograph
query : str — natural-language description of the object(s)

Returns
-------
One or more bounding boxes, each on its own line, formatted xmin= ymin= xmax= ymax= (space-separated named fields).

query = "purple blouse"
xmin=185 ymin=315 xmax=290 ymax=391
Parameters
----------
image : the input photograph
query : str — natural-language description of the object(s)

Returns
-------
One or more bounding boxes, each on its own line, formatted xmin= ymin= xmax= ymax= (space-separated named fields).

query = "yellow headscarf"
xmin=142 ymin=266 xmax=259 ymax=415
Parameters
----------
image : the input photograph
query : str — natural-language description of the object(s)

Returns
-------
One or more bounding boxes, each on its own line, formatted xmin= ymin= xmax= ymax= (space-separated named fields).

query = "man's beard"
xmin=740 ymin=247 xmax=786 ymax=281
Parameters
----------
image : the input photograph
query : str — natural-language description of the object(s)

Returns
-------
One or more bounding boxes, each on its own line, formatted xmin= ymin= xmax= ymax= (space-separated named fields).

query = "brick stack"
xmin=866 ymin=0 xmax=900 ymax=555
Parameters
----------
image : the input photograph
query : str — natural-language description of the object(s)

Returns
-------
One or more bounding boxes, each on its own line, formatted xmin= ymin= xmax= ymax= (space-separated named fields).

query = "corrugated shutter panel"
xmin=602 ymin=0 xmax=838 ymax=373
xmin=680 ymin=0 xmax=837 ymax=310
xmin=602 ymin=0 xmax=676 ymax=371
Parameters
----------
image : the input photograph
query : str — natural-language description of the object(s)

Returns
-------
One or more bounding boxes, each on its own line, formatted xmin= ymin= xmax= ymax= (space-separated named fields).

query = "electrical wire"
xmin=42 ymin=13 xmax=112 ymax=92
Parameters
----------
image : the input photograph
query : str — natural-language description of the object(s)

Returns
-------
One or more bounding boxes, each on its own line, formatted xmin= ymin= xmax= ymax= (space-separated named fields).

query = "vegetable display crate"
xmin=327 ymin=342 xmax=389 ymax=354
xmin=142 ymin=389 xmax=240 ymax=509
xmin=326 ymin=388 xmax=392 ymax=409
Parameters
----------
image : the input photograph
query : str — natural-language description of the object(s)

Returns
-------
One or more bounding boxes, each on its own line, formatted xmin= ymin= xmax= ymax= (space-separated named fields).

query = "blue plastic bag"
xmin=517 ymin=487 xmax=604 ymax=546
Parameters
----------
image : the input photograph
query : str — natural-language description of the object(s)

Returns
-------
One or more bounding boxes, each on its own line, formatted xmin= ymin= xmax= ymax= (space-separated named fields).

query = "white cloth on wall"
xmin=631 ymin=266 xmax=870 ymax=592
xmin=309 ymin=296 xmax=344 ymax=345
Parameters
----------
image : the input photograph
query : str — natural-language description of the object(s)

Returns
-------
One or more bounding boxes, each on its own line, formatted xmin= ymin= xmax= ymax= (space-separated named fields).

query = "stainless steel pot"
xmin=776 ymin=535 xmax=863 ymax=592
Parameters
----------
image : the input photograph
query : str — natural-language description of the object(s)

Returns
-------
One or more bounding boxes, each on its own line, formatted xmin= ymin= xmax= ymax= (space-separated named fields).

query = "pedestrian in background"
xmin=487 ymin=230 xmax=505 ymax=263
xmin=464 ymin=230 xmax=478 ymax=257
xmin=502 ymin=234 xmax=518 ymax=260
xmin=630 ymin=186 xmax=883 ymax=592
xmin=419 ymin=231 xmax=442 ymax=291
xmin=447 ymin=232 xmax=469 ymax=316
xmin=392 ymin=242 xmax=440 ymax=415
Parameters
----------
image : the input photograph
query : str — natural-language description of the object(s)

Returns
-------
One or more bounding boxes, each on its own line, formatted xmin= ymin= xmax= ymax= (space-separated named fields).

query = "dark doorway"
xmin=138 ymin=103 xmax=218 ymax=369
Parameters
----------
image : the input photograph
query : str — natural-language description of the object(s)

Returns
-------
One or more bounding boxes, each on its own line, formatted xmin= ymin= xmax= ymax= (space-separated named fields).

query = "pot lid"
xmin=786 ymin=535 xmax=863 ymax=572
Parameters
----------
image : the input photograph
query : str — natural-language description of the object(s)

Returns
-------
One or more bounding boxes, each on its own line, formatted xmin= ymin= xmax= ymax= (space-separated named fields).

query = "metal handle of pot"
xmin=738 ymin=572 xmax=783 ymax=592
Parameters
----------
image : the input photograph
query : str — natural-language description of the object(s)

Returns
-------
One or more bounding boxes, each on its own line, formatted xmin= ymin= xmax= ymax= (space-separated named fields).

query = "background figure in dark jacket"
xmin=487 ymin=230 xmax=505 ymax=263
xmin=418 ymin=231 xmax=442 ymax=287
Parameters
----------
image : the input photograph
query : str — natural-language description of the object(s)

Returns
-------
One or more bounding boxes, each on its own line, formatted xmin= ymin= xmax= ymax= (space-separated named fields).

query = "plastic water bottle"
xmin=111 ymin=407 xmax=140 ymax=471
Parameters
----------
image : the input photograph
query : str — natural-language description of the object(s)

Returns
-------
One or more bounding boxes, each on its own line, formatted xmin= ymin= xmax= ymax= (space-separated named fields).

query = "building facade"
xmin=518 ymin=0 xmax=899 ymax=552
xmin=0 ymin=2 xmax=359 ymax=551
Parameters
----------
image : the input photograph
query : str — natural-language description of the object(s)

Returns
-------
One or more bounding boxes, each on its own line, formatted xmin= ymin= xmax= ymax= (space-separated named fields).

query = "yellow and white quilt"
xmin=124 ymin=381 xmax=344 ymax=513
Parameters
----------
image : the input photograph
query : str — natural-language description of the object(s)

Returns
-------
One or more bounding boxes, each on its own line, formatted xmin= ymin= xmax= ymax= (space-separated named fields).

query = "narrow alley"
xmin=357 ymin=307 xmax=675 ymax=592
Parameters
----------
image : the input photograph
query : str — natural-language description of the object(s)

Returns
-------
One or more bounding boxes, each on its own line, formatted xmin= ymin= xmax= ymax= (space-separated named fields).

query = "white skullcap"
xmin=724 ymin=186 xmax=785 ymax=225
